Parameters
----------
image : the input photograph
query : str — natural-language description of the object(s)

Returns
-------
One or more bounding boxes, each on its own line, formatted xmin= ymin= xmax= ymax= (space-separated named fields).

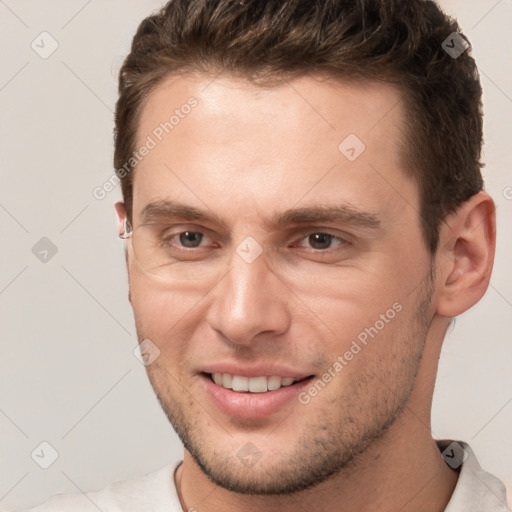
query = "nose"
xmin=205 ymin=245 xmax=292 ymax=347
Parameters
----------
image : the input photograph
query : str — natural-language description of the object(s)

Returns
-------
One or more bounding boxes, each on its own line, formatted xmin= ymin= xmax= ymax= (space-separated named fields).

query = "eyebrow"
xmin=266 ymin=204 xmax=380 ymax=231
xmin=140 ymin=199 xmax=380 ymax=231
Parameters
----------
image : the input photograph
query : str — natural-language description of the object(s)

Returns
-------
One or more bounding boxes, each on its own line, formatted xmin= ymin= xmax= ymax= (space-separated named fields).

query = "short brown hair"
xmin=114 ymin=0 xmax=484 ymax=253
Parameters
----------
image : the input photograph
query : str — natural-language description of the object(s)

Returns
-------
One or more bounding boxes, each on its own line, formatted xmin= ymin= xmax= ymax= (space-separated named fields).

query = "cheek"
xmin=129 ymin=250 xmax=192 ymax=315
xmin=129 ymin=268 xmax=193 ymax=344
xmin=128 ymin=263 xmax=221 ymax=375
xmin=300 ymin=276 xmax=405 ymax=346
xmin=301 ymin=299 xmax=421 ymax=412
xmin=308 ymin=269 xmax=419 ymax=377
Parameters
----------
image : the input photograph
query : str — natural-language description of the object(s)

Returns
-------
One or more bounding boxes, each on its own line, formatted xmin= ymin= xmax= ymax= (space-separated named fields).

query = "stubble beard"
xmin=138 ymin=270 xmax=435 ymax=495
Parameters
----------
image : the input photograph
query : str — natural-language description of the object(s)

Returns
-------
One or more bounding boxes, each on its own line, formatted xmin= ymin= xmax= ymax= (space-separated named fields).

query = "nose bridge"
xmin=206 ymin=244 xmax=290 ymax=345
xmin=227 ymin=250 xmax=267 ymax=318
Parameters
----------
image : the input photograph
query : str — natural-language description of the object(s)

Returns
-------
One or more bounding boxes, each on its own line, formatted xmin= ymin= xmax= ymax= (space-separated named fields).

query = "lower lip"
xmin=200 ymin=374 xmax=314 ymax=419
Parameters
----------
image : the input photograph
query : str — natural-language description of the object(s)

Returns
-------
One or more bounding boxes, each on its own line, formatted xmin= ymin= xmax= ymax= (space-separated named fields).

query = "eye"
xmin=294 ymin=232 xmax=348 ymax=251
xmin=177 ymin=231 xmax=204 ymax=248
xmin=163 ymin=230 xmax=207 ymax=249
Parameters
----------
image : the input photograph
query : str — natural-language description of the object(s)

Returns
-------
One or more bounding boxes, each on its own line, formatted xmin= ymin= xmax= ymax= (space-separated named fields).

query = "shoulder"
xmin=6 ymin=461 xmax=183 ymax=512
xmin=437 ymin=440 xmax=511 ymax=512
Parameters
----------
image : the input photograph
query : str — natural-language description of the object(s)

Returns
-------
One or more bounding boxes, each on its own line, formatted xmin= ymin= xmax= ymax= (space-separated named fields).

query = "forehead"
xmin=132 ymin=73 xmax=414 ymax=227
xmin=137 ymin=73 xmax=405 ymax=150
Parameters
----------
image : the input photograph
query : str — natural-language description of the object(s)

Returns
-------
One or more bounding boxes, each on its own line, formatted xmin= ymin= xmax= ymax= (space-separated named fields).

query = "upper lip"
xmin=201 ymin=363 xmax=314 ymax=380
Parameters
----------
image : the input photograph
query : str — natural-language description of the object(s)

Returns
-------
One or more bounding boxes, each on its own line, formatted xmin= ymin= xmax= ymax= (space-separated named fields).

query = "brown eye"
xmin=308 ymin=233 xmax=333 ymax=250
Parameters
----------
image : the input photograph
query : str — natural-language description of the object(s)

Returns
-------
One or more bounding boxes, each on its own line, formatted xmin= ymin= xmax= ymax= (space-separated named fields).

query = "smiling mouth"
xmin=203 ymin=372 xmax=314 ymax=393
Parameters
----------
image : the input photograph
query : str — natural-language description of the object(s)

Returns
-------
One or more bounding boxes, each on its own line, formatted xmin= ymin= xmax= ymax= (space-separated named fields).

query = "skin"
xmin=115 ymin=73 xmax=495 ymax=512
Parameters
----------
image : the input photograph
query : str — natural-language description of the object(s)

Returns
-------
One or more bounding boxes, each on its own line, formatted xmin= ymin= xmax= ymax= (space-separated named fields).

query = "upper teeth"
xmin=211 ymin=373 xmax=298 ymax=393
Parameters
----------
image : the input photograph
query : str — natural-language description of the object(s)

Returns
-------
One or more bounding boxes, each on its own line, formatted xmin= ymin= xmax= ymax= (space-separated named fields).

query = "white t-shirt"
xmin=5 ymin=440 xmax=510 ymax=512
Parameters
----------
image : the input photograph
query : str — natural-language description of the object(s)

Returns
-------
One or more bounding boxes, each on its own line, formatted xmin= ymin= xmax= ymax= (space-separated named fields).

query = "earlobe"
xmin=436 ymin=191 xmax=496 ymax=318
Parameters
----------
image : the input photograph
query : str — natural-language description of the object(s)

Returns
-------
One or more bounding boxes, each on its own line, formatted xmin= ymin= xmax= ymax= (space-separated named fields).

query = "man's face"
xmin=125 ymin=74 xmax=436 ymax=493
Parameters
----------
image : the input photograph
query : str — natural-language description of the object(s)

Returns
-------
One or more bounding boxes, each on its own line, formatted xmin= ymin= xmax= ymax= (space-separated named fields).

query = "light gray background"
xmin=0 ymin=0 xmax=510 ymax=509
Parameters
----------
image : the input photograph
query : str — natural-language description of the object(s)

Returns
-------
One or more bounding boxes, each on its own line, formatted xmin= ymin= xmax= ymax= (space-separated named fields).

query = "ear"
xmin=435 ymin=191 xmax=496 ymax=317
xmin=114 ymin=201 xmax=127 ymax=237
xmin=114 ymin=201 xmax=133 ymax=304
